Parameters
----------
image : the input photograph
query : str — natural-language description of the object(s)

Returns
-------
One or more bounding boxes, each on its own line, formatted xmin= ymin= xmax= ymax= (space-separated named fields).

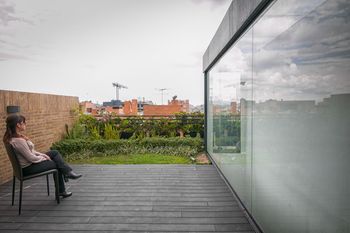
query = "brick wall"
xmin=124 ymin=99 xmax=138 ymax=115
xmin=0 ymin=90 xmax=79 ymax=185
xmin=168 ymin=99 xmax=190 ymax=112
xmin=143 ymin=105 xmax=182 ymax=116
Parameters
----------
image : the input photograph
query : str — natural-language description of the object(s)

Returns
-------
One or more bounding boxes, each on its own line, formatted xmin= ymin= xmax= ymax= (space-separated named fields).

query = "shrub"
xmin=104 ymin=123 xmax=120 ymax=140
xmin=90 ymin=126 xmax=101 ymax=140
xmin=66 ymin=113 xmax=205 ymax=140
xmin=51 ymin=137 xmax=203 ymax=160
xmin=215 ymin=136 xmax=240 ymax=146
xmin=52 ymin=139 xmax=90 ymax=154
xmin=65 ymin=123 xmax=87 ymax=139
xmin=136 ymin=137 xmax=203 ymax=151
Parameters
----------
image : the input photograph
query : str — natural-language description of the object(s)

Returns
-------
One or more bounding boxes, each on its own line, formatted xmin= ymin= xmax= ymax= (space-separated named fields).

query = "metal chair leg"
xmin=53 ymin=172 xmax=60 ymax=204
xmin=19 ymin=180 xmax=23 ymax=215
xmin=12 ymin=176 xmax=15 ymax=206
xmin=46 ymin=175 xmax=50 ymax=196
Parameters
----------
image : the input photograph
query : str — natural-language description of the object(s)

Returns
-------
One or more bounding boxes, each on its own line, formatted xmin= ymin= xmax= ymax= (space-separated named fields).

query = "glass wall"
xmin=206 ymin=0 xmax=350 ymax=232
xmin=207 ymin=27 xmax=253 ymax=210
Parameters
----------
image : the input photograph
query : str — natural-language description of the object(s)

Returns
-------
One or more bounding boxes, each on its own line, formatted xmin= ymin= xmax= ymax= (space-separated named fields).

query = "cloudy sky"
xmin=0 ymin=0 xmax=231 ymax=105
xmin=210 ymin=0 xmax=350 ymax=104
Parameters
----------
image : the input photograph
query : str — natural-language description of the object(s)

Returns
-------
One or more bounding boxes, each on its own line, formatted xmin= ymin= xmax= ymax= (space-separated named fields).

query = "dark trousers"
xmin=22 ymin=150 xmax=72 ymax=193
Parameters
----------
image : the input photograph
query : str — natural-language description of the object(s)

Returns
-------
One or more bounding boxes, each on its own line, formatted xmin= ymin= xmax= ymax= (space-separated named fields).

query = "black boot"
xmin=59 ymin=191 xmax=72 ymax=198
xmin=65 ymin=171 xmax=82 ymax=180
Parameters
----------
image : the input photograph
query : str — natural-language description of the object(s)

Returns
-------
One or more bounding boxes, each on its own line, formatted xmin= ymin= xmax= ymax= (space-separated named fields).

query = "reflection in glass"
xmin=252 ymin=1 xmax=350 ymax=232
xmin=206 ymin=0 xmax=350 ymax=232
xmin=207 ymin=27 xmax=253 ymax=210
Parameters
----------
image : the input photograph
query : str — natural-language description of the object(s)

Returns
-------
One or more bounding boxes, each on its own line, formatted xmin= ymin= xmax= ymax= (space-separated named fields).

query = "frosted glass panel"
xmin=252 ymin=0 xmax=350 ymax=232
xmin=206 ymin=0 xmax=350 ymax=232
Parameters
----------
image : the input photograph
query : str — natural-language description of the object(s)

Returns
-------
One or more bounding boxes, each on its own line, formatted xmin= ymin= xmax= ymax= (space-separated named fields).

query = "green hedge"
xmin=66 ymin=113 xmax=204 ymax=140
xmin=214 ymin=136 xmax=240 ymax=146
xmin=51 ymin=137 xmax=203 ymax=160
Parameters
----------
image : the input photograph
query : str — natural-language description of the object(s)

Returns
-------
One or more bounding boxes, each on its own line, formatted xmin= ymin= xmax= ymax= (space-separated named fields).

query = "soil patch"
xmin=196 ymin=153 xmax=211 ymax=164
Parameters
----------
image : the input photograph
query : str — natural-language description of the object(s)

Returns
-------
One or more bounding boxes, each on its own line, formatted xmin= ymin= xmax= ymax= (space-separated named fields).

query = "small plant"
xmin=90 ymin=126 xmax=101 ymax=140
xmin=65 ymin=123 xmax=87 ymax=139
xmin=104 ymin=123 xmax=120 ymax=140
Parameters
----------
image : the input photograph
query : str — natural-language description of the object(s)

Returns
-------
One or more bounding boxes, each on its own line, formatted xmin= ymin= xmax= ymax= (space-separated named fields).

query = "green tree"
xmin=174 ymin=112 xmax=191 ymax=137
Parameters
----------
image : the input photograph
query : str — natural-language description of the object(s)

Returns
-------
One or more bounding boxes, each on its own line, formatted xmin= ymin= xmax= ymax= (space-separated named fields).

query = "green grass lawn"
xmin=68 ymin=154 xmax=193 ymax=164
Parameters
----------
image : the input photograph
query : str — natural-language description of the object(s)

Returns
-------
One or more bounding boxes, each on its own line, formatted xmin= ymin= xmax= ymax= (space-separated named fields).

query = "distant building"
xmin=80 ymin=101 xmax=98 ymax=115
xmin=143 ymin=96 xmax=189 ymax=116
xmin=168 ymin=98 xmax=189 ymax=112
xmin=190 ymin=104 xmax=204 ymax=113
xmin=123 ymin=99 xmax=138 ymax=115
xmin=143 ymin=104 xmax=181 ymax=116
xmin=102 ymin=99 xmax=123 ymax=107
xmin=101 ymin=99 xmax=124 ymax=115
xmin=212 ymin=104 xmax=222 ymax=114
xmin=254 ymin=99 xmax=316 ymax=114
xmin=137 ymin=100 xmax=153 ymax=113
xmin=230 ymin=101 xmax=238 ymax=114
xmin=82 ymin=97 xmax=190 ymax=116
xmin=102 ymin=106 xmax=122 ymax=115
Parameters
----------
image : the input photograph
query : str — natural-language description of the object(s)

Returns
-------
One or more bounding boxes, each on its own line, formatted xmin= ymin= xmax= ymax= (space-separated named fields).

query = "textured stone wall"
xmin=0 ymin=90 xmax=79 ymax=184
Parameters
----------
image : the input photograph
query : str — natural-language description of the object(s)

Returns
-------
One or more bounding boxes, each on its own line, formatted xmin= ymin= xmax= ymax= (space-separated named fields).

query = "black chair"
xmin=4 ymin=143 xmax=60 ymax=215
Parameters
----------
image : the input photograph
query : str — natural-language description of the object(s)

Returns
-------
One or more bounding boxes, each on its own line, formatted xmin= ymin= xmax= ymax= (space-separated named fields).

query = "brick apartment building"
xmin=123 ymin=99 xmax=138 ymax=115
xmin=80 ymin=101 xmax=98 ymax=115
xmin=80 ymin=98 xmax=189 ymax=116
xmin=143 ymin=98 xmax=189 ymax=116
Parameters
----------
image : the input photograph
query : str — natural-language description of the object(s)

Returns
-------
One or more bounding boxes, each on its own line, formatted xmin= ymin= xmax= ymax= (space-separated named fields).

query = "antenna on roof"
xmin=156 ymin=88 xmax=169 ymax=105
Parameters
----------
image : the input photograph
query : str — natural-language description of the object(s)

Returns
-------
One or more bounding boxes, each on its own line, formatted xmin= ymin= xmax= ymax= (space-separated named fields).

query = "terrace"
xmin=0 ymin=164 xmax=255 ymax=233
xmin=1 ymin=0 xmax=348 ymax=232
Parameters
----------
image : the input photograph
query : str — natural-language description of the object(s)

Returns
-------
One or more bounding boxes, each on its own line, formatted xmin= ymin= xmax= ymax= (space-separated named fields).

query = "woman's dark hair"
xmin=3 ymin=114 xmax=26 ymax=143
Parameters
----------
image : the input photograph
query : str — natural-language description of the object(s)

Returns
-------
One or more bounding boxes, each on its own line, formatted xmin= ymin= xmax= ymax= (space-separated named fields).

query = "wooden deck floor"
xmin=0 ymin=164 xmax=254 ymax=233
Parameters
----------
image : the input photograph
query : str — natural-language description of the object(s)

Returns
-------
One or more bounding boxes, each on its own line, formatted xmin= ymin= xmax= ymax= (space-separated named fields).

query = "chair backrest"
xmin=4 ymin=143 xmax=23 ymax=179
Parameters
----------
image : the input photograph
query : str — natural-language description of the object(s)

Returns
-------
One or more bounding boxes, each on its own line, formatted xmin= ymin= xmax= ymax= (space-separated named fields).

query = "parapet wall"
xmin=0 ymin=90 xmax=79 ymax=184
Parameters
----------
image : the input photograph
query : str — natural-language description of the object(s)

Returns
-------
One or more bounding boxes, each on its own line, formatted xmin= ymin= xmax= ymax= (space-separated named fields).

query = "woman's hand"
xmin=42 ymin=154 xmax=51 ymax=161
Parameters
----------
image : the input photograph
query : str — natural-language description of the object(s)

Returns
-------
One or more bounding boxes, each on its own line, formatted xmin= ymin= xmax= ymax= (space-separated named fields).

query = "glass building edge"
xmin=203 ymin=1 xmax=274 ymax=232
xmin=203 ymin=139 xmax=264 ymax=233
xmin=205 ymin=30 xmax=264 ymax=233
xmin=204 ymin=72 xmax=208 ymax=154
xmin=204 ymin=68 xmax=260 ymax=233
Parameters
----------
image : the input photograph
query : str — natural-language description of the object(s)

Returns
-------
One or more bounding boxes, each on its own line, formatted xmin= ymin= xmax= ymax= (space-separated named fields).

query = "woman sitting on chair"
xmin=3 ymin=114 xmax=82 ymax=198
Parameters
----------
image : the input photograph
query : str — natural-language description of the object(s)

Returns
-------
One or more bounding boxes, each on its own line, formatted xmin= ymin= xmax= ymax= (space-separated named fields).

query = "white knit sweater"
xmin=10 ymin=137 xmax=47 ymax=168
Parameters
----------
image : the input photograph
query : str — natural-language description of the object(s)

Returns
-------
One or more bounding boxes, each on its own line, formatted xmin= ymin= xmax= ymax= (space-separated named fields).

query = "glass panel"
xmin=207 ymin=28 xmax=253 ymax=210
xmin=207 ymin=73 xmax=214 ymax=157
xmin=252 ymin=0 xmax=350 ymax=232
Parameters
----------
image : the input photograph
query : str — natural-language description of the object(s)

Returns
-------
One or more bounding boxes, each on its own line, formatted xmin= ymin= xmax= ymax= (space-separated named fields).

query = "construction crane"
xmin=156 ymin=88 xmax=168 ymax=105
xmin=112 ymin=82 xmax=128 ymax=101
